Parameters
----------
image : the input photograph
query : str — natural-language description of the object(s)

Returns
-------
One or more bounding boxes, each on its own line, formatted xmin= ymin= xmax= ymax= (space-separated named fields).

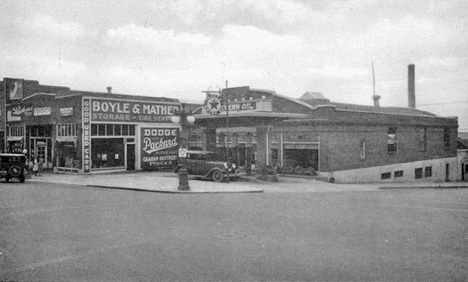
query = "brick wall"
xmin=275 ymin=120 xmax=458 ymax=172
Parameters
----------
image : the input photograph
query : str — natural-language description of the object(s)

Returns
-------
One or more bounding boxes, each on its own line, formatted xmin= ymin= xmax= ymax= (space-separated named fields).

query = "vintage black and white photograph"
xmin=1 ymin=0 xmax=468 ymax=281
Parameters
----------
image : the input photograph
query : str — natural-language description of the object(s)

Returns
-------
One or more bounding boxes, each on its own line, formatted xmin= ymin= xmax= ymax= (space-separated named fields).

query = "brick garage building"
xmin=1 ymin=78 xmax=181 ymax=173
xmin=1 ymin=77 xmax=461 ymax=182
xmin=194 ymin=86 xmax=459 ymax=183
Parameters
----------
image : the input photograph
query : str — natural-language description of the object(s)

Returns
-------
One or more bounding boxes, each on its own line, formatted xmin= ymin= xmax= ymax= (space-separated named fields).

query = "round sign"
xmin=204 ymin=94 xmax=222 ymax=115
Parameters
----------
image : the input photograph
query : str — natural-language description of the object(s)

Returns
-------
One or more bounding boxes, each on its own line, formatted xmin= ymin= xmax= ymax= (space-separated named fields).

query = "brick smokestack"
xmin=408 ymin=64 xmax=415 ymax=108
xmin=107 ymin=86 xmax=112 ymax=94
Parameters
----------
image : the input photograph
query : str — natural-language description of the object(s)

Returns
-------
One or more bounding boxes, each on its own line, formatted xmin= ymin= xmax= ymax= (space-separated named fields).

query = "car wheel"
xmin=5 ymin=176 xmax=10 ymax=182
xmin=211 ymin=170 xmax=224 ymax=182
xmin=8 ymin=165 xmax=22 ymax=177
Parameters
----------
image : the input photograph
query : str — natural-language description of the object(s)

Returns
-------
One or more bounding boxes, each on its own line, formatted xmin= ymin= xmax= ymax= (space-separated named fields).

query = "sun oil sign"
xmin=140 ymin=127 xmax=179 ymax=170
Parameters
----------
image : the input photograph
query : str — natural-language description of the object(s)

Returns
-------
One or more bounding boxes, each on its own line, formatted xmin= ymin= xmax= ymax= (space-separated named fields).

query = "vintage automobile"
xmin=174 ymin=150 xmax=238 ymax=182
xmin=0 ymin=153 xmax=27 ymax=183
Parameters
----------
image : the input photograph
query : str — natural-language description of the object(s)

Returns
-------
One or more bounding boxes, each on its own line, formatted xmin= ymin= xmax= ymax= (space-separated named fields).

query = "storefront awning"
xmin=7 ymin=136 xmax=24 ymax=141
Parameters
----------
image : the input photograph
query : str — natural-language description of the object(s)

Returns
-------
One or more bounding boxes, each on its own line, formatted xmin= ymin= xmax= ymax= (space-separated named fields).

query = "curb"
xmin=379 ymin=186 xmax=468 ymax=190
xmin=87 ymin=185 xmax=264 ymax=194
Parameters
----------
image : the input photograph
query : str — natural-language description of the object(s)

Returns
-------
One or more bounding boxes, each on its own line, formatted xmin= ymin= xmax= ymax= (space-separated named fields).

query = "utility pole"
xmin=225 ymin=80 xmax=230 ymax=183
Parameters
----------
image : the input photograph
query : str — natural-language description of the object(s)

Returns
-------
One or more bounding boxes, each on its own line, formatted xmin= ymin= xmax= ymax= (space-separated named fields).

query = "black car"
xmin=0 ymin=153 xmax=27 ymax=183
xmin=174 ymin=150 xmax=238 ymax=182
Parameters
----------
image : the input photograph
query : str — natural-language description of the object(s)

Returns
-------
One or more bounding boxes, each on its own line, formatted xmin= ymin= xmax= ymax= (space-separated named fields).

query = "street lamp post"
xmin=171 ymin=103 xmax=195 ymax=191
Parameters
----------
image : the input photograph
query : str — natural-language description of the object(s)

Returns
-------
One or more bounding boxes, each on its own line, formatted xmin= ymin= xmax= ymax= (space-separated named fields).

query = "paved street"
xmin=1 ymin=177 xmax=468 ymax=281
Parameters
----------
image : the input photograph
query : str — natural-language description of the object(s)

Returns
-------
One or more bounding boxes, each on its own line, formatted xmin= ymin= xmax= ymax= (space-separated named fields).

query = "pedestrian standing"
xmin=22 ymin=149 xmax=32 ymax=179
xmin=38 ymin=158 xmax=44 ymax=176
xmin=33 ymin=158 xmax=39 ymax=176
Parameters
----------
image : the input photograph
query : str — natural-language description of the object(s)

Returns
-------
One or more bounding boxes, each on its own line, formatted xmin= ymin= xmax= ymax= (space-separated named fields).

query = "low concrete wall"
xmin=329 ymin=157 xmax=459 ymax=183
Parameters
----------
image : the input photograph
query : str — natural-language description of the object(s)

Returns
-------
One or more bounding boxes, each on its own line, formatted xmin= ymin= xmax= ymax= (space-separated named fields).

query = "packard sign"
xmin=140 ymin=127 xmax=179 ymax=170
xmin=8 ymin=104 xmax=34 ymax=117
xmin=89 ymin=99 xmax=180 ymax=123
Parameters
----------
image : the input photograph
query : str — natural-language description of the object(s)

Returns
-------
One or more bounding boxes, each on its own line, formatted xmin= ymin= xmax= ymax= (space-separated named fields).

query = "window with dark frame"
xmin=91 ymin=124 xmax=98 ymax=136
xmin=394 ymin=170 xmax=404 ymax=178
xmin=415 ymin=168 xmax=423 ymax=179
xmin=92 ymin=124 xmax=136 ymax=136
xmin=106 ymin=124 xmax=113 ymax=135
xmin=57 ymin=124 xmax=78 ymax=137
xmin=418 ymin=128 xmax=427 ymax=151
xmin=444 ymin=127 xmax=451 ymax=149
xmin=98 ymin=124 xmax=106 ymax=136
xmin=388 ymin=127 xmax=397 ymax=153
xmin=425 ymin=166 xmax=432 ymax=177
xmin=381 ymin=172 xmax=391 ymax=180
xmin=359 ymin=139 xmax=366 ymax=160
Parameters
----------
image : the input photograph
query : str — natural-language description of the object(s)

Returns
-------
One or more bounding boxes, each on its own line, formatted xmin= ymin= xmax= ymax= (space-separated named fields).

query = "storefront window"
xmin=56 ymin=124 xmax=79 ymax=170
xmin=283 ymin=144 xmax=319 ymax=170
xmin=91 ymin=138 xmax=125 ymax=169
xmin=106 ymin=124 xmax=113 ymax=135
xmin=56 ymin=142 xmax=78 ymax=168
xmin=91 ymin=124 xmax=135 ymax=137
xmin=30 ymin=125 xmax=52 ymax=137
xmin=115 ymin=125 xmax=121 ymax=135
xmin=57 ymin=124 xmax=77 ymax=137
xmin=7 ymin=125 xmax=25 ymax=153
xmin=98 ymin=124 xmax=106 ymax=136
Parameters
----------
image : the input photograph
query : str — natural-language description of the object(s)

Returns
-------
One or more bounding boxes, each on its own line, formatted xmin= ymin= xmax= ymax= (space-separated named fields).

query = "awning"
xmin=7 ymin=136 xmax=24 ymax=141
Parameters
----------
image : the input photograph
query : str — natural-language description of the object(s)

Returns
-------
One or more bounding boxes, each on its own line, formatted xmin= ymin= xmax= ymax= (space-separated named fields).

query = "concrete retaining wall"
xmin=329 ymin=157 xmax=459 ymax=183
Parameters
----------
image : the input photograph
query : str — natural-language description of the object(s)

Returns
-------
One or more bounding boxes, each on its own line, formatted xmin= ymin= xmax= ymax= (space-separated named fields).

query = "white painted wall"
xmin=328 ymin=157 xmax=460 ymax=183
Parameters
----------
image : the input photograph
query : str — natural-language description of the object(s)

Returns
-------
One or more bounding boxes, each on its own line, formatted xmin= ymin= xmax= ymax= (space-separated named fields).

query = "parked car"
xmin=0 ymin=153 xmax=27 ymax=183
xmin=174 ymin=150 xmax=238 ymax=182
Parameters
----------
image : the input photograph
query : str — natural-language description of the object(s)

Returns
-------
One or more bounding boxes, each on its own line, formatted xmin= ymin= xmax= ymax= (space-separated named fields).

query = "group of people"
xmin=23 ymin=149 xmax=44 ymax=177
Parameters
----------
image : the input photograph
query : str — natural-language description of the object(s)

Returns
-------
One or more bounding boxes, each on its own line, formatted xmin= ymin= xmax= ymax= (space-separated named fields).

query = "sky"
xmin=1 ymin=0 xmax=467 ymax=130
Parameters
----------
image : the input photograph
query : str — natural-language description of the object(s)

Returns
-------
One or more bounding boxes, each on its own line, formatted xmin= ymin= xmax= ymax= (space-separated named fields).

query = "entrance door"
xmin=127 ymin=144 xmax=135 ymax=170
xmin=445 ymin=163 xmax=450 ymax=182
xmin=35 ymin=139 xmax=48 ymax=166
xmin=462 ymin=163 xmax=465 ymax=181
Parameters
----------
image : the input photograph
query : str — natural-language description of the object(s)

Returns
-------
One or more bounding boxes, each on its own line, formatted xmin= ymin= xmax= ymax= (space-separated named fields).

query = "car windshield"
xmin=1 ymin=155 xmax=25 ymax=163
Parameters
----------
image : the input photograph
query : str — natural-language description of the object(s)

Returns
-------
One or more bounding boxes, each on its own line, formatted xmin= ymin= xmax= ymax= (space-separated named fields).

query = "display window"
xmin=56 ymin=123 xmax=79 ymax=171
xmin=7 ymin=125 xmax=25 ymax=153
xmin=283 ymin=147 xmax=318 ymax=170
xmin=91 ymin=138 xmax=125 ymax=169
xmin=56 ymin=142 xmax=78 ymax=168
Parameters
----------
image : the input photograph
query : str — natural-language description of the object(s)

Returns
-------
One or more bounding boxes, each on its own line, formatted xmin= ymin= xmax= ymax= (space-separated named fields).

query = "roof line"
xmin=250 ymin=88 xmax=317 ymax=111
xmin=22 ymin=92 xmax=56 ymax=101
xmin=334 ymin=108 xmax=451 ymax=119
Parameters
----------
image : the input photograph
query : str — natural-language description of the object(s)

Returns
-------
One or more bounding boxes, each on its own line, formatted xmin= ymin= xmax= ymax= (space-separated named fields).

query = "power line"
xmin=418 ymin=100 xmax=468 ymax=106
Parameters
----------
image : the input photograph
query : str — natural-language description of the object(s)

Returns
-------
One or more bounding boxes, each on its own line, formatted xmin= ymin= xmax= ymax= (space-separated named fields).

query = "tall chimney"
xmin=372 ymin=95 xmax=381 ymax=107
xmin=107 ymin=86 xmax=112 ymax=94
xmin=408 ymin=64 xmax=415 ymax=108
xmin=371 ymin=61 xmax=380 ymax=107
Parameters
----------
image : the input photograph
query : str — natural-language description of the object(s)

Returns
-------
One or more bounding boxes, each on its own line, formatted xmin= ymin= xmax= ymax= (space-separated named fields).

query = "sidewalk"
xmin=27 ymin=171 xmax=264 ymax=194
xmin=25 ymin=171 xmax=468 ymax=194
